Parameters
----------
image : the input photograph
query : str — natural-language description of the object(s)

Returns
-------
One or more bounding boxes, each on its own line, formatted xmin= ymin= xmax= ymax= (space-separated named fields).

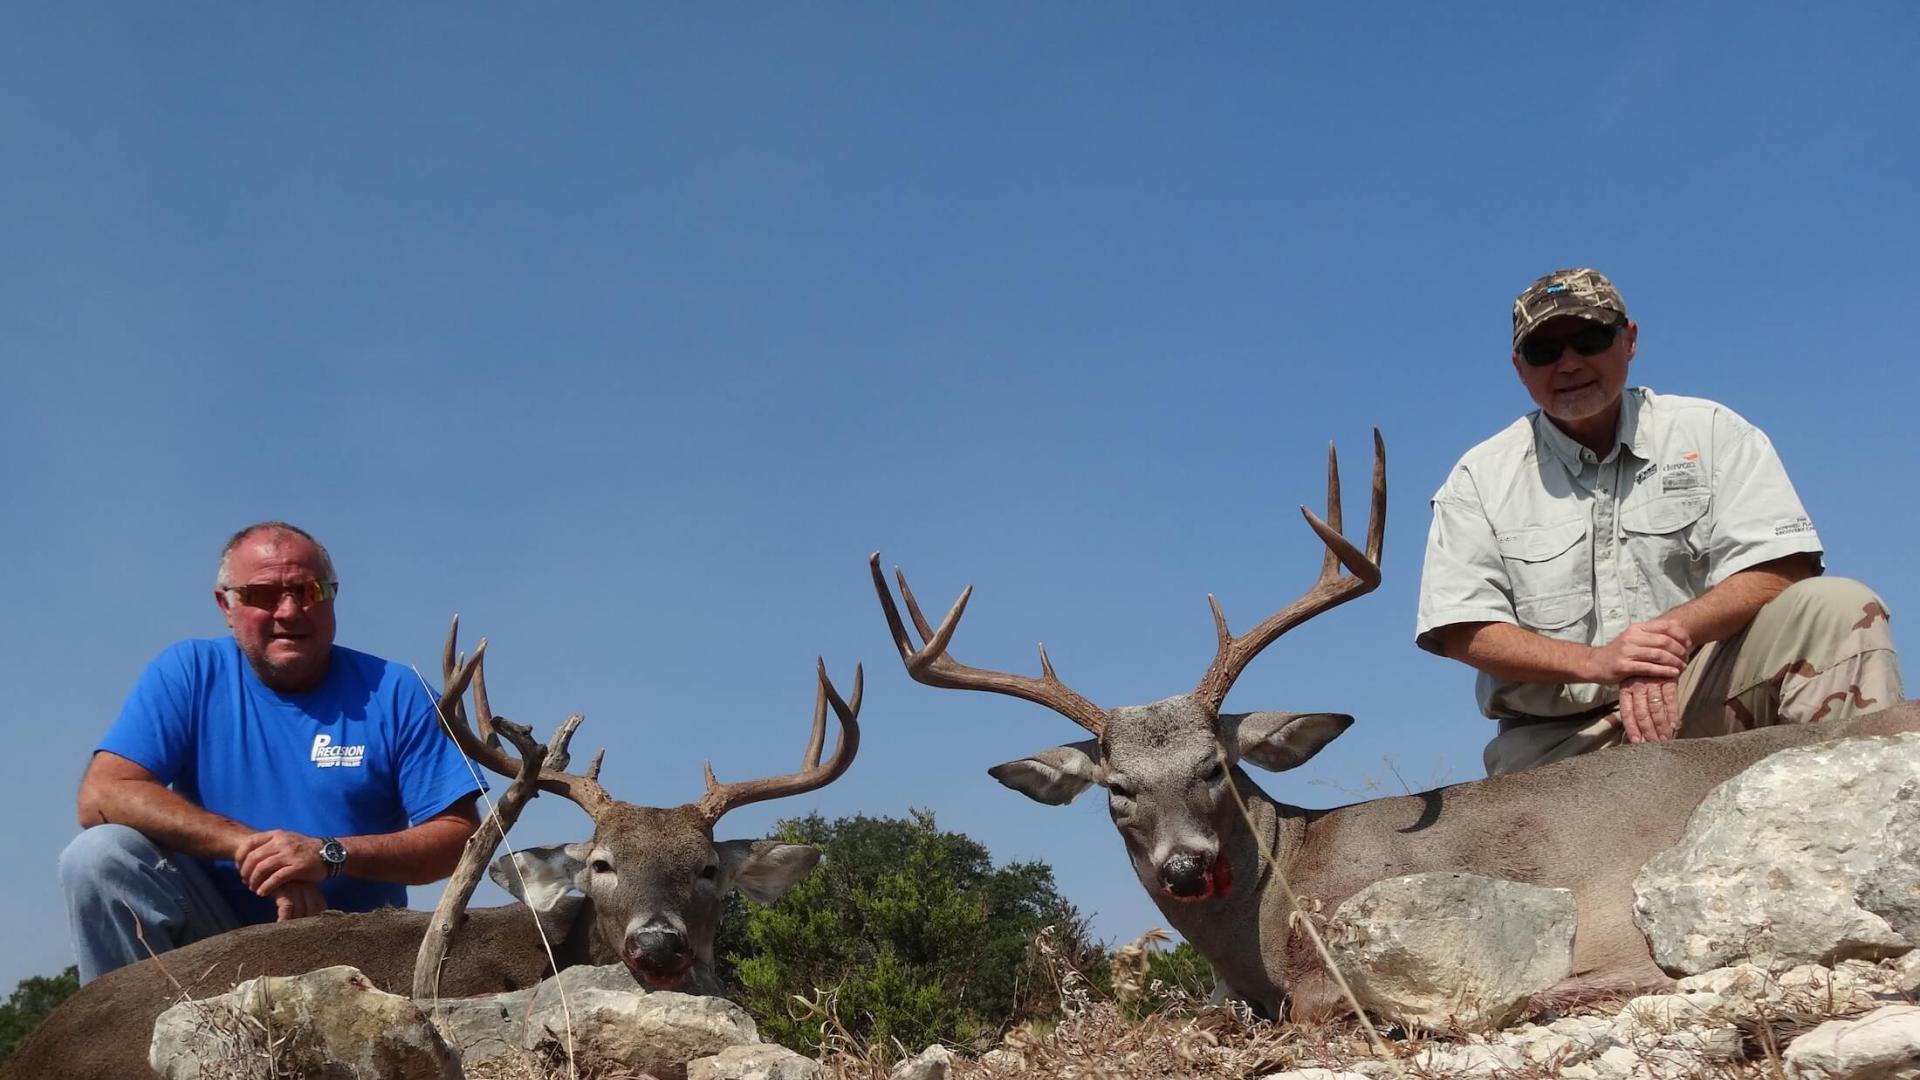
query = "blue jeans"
xmin=58 ymin=825 xmax=241 ymax=984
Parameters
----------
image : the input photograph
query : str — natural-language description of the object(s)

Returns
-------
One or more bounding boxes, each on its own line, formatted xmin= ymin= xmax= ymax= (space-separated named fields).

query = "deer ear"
xmin=489 ymin=843 xmax=591 ymax=943
xmin=989 ymin=740 xmax=1104 ymax=805
xmin=1226 ymin=712 xmax=1353 ymax=772
xmin=716 ymin=839 xmax=821 ymax=904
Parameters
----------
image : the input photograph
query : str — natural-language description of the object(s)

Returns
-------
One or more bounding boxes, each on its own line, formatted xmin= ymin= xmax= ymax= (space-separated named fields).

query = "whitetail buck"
xmin=872 ymin=430 xmax=1920 ymax=1022
xmin=3 ymin=626 xmax=862 ymax=1080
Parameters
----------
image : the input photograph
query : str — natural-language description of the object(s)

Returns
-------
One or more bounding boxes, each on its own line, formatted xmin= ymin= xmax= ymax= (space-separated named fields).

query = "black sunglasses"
xmin=1519 ymin=323 xmax=1620 ymax=367
xmin=223 ymin=581 xmax=340 ymax=610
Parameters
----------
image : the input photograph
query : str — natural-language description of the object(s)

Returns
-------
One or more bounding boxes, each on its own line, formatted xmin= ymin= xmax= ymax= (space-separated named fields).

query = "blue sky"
xmin=2 ymin=6 xmax=1915 ymax=990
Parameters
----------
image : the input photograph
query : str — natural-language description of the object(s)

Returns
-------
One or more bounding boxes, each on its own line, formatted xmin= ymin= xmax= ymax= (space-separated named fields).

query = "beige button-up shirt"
xmin=1415 ymin=388 xmax=1823 ymax=721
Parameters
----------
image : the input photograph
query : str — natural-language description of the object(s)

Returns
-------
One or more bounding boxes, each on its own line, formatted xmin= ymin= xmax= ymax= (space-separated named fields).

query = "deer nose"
xmin=1161 ymin=854 xmax=1210 ymax=898
xmin=625 ymin=927 xmax=690 ymax=970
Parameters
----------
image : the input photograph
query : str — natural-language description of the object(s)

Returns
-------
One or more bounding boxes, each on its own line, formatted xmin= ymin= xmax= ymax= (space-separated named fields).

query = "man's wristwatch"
xmin=318 ymin=837 xmax=348 ymax=879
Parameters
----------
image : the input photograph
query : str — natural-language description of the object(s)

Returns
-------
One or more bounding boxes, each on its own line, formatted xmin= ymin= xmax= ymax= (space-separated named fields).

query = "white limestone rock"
xmin=1408 ymin=1041 xmax=1529 ymax=1077
xmin=1782 ymin=1004 xmax=1920 ymax=1080
xmin=528 ymin=989 xmax=759 ymax=1080
xmin=1634 ymin=733 xmax=1920 ymax=975
xmin=889 ymin=1043 xmax=956 ymax=1080
xmin=688 ymin=1042 xmax=825 ymax=1080
xmin=151 ymin=965 xmax=459 ymax=1080
xmin=428 ymin=961 xmax=646 ymax=1065
xmin=1328 ymin=871 xmax=1575 ymax=1032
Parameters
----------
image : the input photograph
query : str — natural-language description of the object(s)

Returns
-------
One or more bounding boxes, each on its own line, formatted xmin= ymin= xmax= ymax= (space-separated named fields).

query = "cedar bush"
xmin=715 ymin=809 xmax=1100 ymax=1057
xmin=0 ymin=965 xmax=78 ymax=1064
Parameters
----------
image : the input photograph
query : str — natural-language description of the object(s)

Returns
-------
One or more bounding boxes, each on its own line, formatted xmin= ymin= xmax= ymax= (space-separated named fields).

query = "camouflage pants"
xmin=1483 ymin=577 xmax=1903 ymax=776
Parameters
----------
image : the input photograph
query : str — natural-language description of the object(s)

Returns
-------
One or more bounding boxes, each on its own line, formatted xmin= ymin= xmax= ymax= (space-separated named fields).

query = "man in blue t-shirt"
xmin=59 ymin=521 xmax=483 ymax=983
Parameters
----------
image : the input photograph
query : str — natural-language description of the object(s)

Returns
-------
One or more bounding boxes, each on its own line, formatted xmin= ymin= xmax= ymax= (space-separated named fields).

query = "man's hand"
xmin=1618 ymin=675 xmax=1681 ymax=743
xmin=1589 ymin=619 xmax=1691 ymax=685
xmin=271 ymin=882 xmax=329 ymax=922
xmin=235 ymin=829 xmax=328 ymax=897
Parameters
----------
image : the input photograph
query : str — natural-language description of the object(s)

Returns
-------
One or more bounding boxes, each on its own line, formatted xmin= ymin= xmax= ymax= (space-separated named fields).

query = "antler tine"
xmin=435 ymin=618 xmax=616 ymax=819
xmin=440 ymin=615 xmax=475 ymax=729
xmin=868 ymin=552 xmax=1108 ymax=737
xmin=802 ymin=664 xmax=829 ymax=770
xmin=438 ymin=615 xmax=483 ymax=720
xmin=1193 ymin=429 xmax=1386 ymax=713
xmin=471 ymin=649 xmax=500 ymax=750
xmin=1319 ymin=441 xmax=1343 ymax=582
xmin=1364 ymin=426 xmax=1386 ymax=565
xmin=894 ymin=566 xmax=942 ymax=642
xmin=697 ymin=660 xmax=865 ymax=824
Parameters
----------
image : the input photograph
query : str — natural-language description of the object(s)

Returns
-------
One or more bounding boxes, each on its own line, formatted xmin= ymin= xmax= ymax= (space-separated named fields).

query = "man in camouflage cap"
xmin=1414 ymin=267 xmax=1903 ymax=775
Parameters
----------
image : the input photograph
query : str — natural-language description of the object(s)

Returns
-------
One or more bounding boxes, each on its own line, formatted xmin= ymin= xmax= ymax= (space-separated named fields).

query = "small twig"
xmin=126 ymin=898 xmax=184 ymax=993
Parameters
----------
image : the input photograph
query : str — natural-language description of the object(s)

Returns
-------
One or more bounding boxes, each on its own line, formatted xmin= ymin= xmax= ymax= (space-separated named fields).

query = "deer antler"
xmin=415 ymin=714 xmax=548 ymax=1003
xmin=870 ymin=553 xmax=1108 ymax=737
xmin=696 ymin=660 xmax=863 ymax=824
xmin=439 ymin=616 xmax=615 ymax=819
xmin=1193 ymin=429 xmax=1385 ymax=713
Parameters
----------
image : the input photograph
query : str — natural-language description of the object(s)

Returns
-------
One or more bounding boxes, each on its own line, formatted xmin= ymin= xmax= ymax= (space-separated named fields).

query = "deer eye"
xmin=1203 ymin=760 xmax=1226 ymax=783
xmin=591 ymin=859 xmax=614 ymax=875
xmin=699 ymin=863 xmax=719 ymax=881
xmin=1108 ymin=780 xmax=1135 ymax=802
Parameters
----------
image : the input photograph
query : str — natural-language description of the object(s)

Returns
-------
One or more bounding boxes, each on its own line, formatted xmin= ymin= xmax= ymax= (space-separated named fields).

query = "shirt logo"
xmin=311 ymin=734 xmax=366 ymax=769
xmin=1661 ymin=457 xmax=1705 ymax=492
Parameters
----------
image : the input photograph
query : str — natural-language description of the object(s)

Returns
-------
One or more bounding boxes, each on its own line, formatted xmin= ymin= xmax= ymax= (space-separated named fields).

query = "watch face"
xmin=321 ymin=840 xmax=346 ymax=864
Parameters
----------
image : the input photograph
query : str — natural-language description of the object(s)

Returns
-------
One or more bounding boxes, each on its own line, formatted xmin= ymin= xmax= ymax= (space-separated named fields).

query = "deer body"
xmin=1133 ymin=705 xmax=1920 ymax=1019
xmin=872 ymin=431 xmax=1919 ymax=1022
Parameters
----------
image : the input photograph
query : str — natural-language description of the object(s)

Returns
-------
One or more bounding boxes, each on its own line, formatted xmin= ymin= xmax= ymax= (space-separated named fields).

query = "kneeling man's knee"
xmin=58 ymin=824 xmax=162 ymax=892
xmin=1768 ymin=577 xmax=1892 ymax=644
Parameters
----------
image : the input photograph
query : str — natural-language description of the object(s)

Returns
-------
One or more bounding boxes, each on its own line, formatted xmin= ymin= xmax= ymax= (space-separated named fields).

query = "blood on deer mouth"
xmin=628 ymin=959 xmax=693 ymax=990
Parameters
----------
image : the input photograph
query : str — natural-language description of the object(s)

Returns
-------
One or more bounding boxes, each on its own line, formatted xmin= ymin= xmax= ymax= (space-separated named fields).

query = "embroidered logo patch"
xmin=311 ymin=734 xmax=366 ymax=769
xmin=1661 ymin=458 xmax=1705 ymax=492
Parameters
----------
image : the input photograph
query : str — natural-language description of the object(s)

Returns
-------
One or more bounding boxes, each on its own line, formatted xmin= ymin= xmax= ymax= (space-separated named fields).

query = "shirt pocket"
xmin=1496 ymin=518 xmax=1593 ymax=634
xmin=1620 ymin=494 xmax=1710 ymax=606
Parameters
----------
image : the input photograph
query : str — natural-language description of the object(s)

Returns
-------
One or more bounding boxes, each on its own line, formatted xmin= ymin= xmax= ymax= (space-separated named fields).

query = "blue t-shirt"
xmin=98 ymin=637 xmax=483 ymax=925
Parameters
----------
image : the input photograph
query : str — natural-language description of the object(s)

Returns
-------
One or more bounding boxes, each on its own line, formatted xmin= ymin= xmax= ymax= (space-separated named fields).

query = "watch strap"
xmin=318 ymin=837 xmax=347 ymax=879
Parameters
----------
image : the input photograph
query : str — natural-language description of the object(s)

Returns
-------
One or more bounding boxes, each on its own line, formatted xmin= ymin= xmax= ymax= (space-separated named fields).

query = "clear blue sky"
xmin=3 ymin=6 xmax=1915 ymax=990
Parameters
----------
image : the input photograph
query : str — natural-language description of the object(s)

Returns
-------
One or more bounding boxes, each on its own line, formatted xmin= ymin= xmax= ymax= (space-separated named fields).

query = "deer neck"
xmin=1138 ymin=767 xmax=1301 ymax=1015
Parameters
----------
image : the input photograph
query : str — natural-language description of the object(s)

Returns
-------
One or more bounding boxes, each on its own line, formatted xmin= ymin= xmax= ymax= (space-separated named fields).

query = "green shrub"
xmin=0 ymin=965 xmax=78 ymax=1064
xmin=716 ymin=809 xmax=1096 ymax=1058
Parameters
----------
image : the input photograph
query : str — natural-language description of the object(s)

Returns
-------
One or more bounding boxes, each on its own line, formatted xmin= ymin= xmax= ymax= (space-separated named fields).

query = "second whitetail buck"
xmin=873 ymin=430 xmax=1920 ymax=1021
xmin=4 ymin=625 xmax=862 ymax=1080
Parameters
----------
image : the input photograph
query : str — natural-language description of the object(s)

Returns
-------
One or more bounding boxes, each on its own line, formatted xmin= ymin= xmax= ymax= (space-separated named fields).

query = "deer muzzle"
xmin=624 ymin=926 xmax=694 ymax=989
xmin=1160 ymin=853 xmax=1233 ymax=901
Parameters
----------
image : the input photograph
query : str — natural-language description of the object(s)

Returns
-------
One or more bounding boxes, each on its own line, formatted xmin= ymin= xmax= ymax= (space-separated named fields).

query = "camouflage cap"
xmin=1511 ymin=268 xmax=1628 ymax=347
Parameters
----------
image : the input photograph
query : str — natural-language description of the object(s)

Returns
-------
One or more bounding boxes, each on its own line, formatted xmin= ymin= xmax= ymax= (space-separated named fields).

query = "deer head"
xmin=435 ymin=626 xmax=862 ymax=990
xmin=872 ymin=431 xmax=1382 ymax=904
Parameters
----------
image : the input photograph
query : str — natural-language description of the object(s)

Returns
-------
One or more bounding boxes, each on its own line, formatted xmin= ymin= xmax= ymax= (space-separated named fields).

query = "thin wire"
xmin=413 ymin=661 xmax=578 ymax=1080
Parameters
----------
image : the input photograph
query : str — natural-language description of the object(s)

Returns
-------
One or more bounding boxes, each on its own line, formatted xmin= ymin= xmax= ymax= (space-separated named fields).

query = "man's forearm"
xmin=1440 ymin=622 xmax=1598 ymax=685
xmin=338 ymin=803 xmax=481 ymax=885
xmin=1662 ymin=556 xmax=1815 ymax=646
xmin=79 ymin=777 xmax=253 ymax=862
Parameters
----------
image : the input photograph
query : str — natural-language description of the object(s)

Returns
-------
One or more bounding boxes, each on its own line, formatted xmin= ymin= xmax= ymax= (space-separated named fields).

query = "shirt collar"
xmin=1532 ymin=387 xmax=1649 ymax=470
